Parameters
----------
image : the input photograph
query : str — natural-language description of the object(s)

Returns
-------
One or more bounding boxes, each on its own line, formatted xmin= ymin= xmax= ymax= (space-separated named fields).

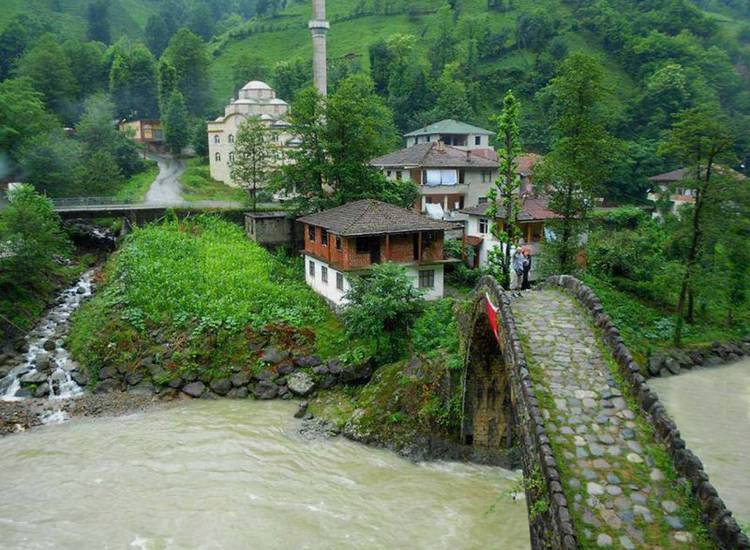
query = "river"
xmin=0 ymin=400 xmax=531 ymax=549
xmin=650 ymin=359 xmax=750 ymax=527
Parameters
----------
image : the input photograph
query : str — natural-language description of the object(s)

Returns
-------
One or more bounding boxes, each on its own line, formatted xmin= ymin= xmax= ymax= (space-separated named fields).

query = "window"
xmin=356 ymin=237 xmax=369 ymax=254
xmin=396 ymin=171 xmax=403 ymax=181
xmin=228 ymin=134 xmax=234 ymax=143
xmin=308 ymin=225 xmax=316 ymax=242
xmin=229 ymin=152 xmax=235 ymax=163
xmin=308 ymin=260 xmax=315 ymax=277
xmin=214 ymin=135 xmax=220 ymax=144
xmin=425 ymin=169 xmax=458 ymax=186
xmin=336 ymin=272 xmax=344 ymax=291
xmin=335 ymin=236 xmax=342 ymax=251
xmin=272 ymin=133 xmax=279 ymax=143
xmin=426 ymin=136 xmax=431 ymax=142
xmin=321 ymin=266 xmax=328 ymax=284
xmin=418 ymin=270 xmax=435 ymax=289
xmin=482 ymin=170 xmax=492 ymax=183
xmin=215 ymin=152 xmax=221 ymax=162
xmin=321 ymin=229 xmax=328 ymax=247
xmin=386 ymin=170 xmax=392 ymax=178
xmin=478 ymin=196 xmax=488 ymax=204
xmin=475 ymin=136 xmax=481 ymax=146
xmin=479 ymin=218 xmax=489 ymax=234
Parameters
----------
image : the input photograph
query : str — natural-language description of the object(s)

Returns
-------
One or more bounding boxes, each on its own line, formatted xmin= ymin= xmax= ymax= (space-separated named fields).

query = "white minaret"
xmin=309 ymin=0 xmax=329 ymax=96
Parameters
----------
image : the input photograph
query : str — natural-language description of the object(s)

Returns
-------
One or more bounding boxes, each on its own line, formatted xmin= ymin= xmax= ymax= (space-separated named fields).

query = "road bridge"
xmin=462 ymin=275 xmax=749 ymax=549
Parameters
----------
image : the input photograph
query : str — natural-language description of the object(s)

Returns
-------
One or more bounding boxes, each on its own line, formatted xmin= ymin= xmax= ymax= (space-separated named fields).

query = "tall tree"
xmin=162 ymin=29 xmax=211 ymax=116
xmin=660 ymin=107 xmax=734 ymax=346
xmin=63 ymin=40 xmax=107 ymax=99
xmin=0 ymin=78 xmax=56 ymax=164
xmin=0 ymin=14 xmax=50 ymax=81
xmin=18 ymin=131 xmax=83 ymax=197
xmin=87 ymin=0 xmax=111 ymax=44
xmin=486 ymin=90 xmax=523 ymax=289
xmin=109 ymin=41 xmax=159 ymax=119
xmin=15 ymin=34 xmax=78 ymax=122
xmin=230 ymin=117 xmax=275 ymax=211
xmin=278 ymin=88 xmax=327 ymax=211
xmin=157 ymin=60 xmax=178 ymax=112
xmin=162 ymin=90 xmax=190 ymax=155
xmin=538 ymin=53 xmax=620 ymax=273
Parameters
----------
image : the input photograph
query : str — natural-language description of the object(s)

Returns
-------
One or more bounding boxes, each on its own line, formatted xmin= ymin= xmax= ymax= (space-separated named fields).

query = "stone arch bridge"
xmin=460 ymin=275 xmax=748 ymax=550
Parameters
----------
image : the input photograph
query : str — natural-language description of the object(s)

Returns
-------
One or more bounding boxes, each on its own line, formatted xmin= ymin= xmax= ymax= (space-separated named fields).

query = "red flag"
xmin=485 ymin=293 xmax=500 ymax=342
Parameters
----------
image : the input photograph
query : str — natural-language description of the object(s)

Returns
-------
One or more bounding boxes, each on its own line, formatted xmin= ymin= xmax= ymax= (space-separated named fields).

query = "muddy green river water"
xmin=0 ymin=400 xmax=531 ymax=549
xmin=650 ymin=358 xmax=750 ymax=527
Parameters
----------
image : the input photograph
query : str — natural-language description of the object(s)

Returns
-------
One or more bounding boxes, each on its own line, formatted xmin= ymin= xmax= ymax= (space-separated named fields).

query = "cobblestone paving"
xmin=512 ymin=289 xmax=707 ymax=549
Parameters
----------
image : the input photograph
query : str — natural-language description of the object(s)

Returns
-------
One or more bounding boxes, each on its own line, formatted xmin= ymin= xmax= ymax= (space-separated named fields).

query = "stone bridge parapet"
xmin=465 ymin=276 xmax=577 ymax=549
xmin=548 ymin=274 xmax=750 ymax=550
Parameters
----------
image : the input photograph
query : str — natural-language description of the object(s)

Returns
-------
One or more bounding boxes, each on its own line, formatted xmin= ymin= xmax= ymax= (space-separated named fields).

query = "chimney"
xmin=309 ymin=0 xmax=329 ymax=96
xmin=436 ymin=140 xmax=444 ymax=152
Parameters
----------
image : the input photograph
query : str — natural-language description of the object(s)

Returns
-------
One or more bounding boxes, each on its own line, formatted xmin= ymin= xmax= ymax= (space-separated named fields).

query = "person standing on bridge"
xmin=511 ymin=248 xmax=525 ymax=290
xmin=521 ymin=246 xmax=532 ymax=290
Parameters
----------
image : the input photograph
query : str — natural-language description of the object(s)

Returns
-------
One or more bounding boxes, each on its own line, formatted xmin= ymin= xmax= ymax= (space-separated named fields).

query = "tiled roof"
xmin=298 ymin=199 xmax=458 ymax=236
xmin=370 ymin=143 xmax=498 ymax=169
xmin=461 ymin=197 xmax=559 ymax=222
xmin=404 ymin=119 xmax=494 ymax=137
xmin=517 ymin=153 xmax=542 ymax=175
xmin=649 ymin=168 xmax=691 ymax=182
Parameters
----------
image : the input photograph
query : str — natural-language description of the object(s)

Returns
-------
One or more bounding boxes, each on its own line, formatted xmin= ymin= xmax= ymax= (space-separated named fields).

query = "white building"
xmin=370 ymin=141 xmax=499 ymax=217
xmin=207 ymin=81 xmax=299 ymax=187
xmin=404 ymin=119 xmax=494 ymax=150
xmin=461 ymin=197 xmax=559 ymax=282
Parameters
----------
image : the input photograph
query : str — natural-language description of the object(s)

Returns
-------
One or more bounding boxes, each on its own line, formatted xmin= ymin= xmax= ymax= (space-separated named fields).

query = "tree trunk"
xmin=674 ymin=159 xmax=713 ymax=346
xmin=686 ymin=288 xmax=694 ymax=324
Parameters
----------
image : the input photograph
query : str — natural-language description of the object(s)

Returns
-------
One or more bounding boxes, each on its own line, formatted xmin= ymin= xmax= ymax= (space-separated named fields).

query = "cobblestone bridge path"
xmin=512 ymin=289 xmax=714 ymax=549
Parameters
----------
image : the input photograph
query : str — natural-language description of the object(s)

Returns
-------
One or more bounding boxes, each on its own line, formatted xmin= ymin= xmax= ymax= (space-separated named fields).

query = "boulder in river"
xmin=20 ymin=371 xmax=48 ymax=385
xmin=71 ymin=371 xmax=89 ymax=387
xmin=34 ymin=383 xmax=50 ymax=398
xmin=182 ymin=382 xmax=206 ymax=398
xmin=42 ymin=339 xmax=56 ymax=352
xmin=34 ymin=353 xmax=51 ymax=372
xmin=287 ymin=372 xmax=315 ymax=397
xmin=209 ymin=378 xmax=232 ymax=396
xmin=294 ymin=401 xmax=309 ymax=419
xmin=254 ymin=381 xmax=278 ymax=400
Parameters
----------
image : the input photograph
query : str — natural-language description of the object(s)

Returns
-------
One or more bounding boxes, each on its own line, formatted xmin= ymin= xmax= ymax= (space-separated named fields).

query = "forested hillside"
xmin=1 ymin=0 xmax=748 ymax=200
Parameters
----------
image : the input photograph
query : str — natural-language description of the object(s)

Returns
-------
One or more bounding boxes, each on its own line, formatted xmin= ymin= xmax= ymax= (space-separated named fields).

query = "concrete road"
xmin=144 ymin=155 xmax=186 ymax=204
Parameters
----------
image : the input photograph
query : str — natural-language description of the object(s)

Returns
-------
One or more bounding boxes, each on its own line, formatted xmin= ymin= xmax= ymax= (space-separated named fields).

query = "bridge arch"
xmin=459 ymin=276 xmax=577 ymax=550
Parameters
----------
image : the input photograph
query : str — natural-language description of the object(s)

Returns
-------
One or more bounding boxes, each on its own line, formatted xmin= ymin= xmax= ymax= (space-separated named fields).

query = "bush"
xmin=343 ymin=262 xmax=425 ymax=362
xmin=0 ymin=185 xmax=72 ymax=339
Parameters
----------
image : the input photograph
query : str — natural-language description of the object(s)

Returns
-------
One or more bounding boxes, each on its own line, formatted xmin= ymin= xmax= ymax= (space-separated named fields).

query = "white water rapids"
xmin=0 ymin=271 xmax=94 ymax=413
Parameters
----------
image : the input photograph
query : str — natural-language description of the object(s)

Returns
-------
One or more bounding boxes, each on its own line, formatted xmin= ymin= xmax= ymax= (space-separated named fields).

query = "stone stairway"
xmin=511 ymin=289 xmax=711 ymax=549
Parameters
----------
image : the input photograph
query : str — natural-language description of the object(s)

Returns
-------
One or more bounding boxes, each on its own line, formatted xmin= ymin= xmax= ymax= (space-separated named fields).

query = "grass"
xmin=68 ymin=216 xmax=345 ymax=382
xmin=113 ymin=161 xmax=158 ymax=202
xmin=581 ymin=274 xmax=747 ymax=364
xmin=180 ymin=158 xmax=250 ymax=203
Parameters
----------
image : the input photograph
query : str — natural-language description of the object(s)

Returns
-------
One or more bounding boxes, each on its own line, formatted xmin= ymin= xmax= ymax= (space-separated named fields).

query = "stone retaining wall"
xmin=471 ymin=277 xmax=577 ymax=550
xmin=548 ymin=274 xmax=750 ymax=550
xmin=646 ymin=339 xmax=750 ymax=379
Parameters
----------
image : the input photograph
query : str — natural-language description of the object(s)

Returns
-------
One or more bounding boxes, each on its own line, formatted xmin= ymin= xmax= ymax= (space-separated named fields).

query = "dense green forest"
xmin=1 ymin=0 xmax=748 ymax=200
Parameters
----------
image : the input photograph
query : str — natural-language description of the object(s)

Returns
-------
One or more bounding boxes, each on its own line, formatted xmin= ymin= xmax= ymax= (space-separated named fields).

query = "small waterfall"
xmin=0 ymin=270 xmax=96 ymax=414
